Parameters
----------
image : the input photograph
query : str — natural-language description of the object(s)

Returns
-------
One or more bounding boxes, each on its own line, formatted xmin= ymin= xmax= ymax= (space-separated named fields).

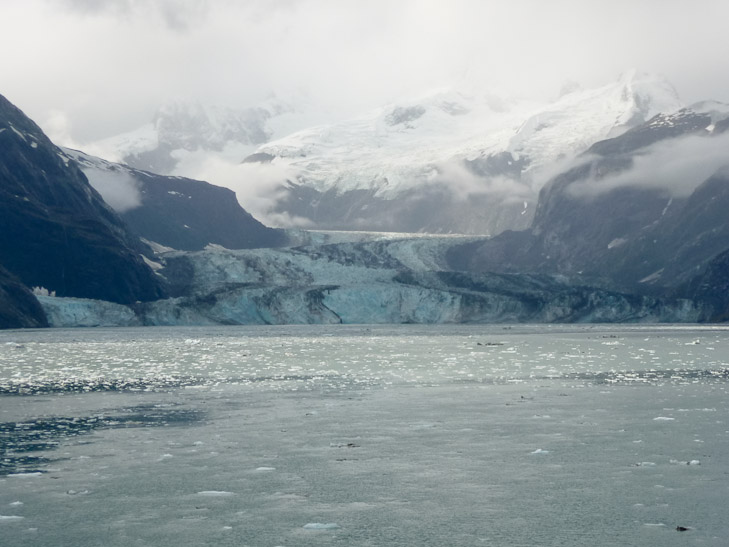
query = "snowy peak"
xmin=152 ymin=100 xmax=273 ymax=152
xmin=93 ymin=94 xmax=316 ymax=175
xmin=507 ymin=71 xmax=683 ymax=172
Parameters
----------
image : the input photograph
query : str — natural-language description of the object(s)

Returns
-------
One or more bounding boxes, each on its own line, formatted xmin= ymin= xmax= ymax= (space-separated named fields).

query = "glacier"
xmin=36 ymin=236 xmax=699 ymax=327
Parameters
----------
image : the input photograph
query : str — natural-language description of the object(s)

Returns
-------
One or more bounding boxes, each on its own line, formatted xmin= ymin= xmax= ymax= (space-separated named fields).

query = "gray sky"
xmin=3 ymin=0 xmax=729 ymax=144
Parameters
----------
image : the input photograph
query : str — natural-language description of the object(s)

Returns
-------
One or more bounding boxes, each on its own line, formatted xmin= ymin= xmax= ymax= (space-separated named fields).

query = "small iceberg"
xmin=197 ymin=491 xmax=235 ymax=497
xmin=531 ymin=448 xmax=549 ymax=454
xmin=303 ymin=523 xmax=339 ymax=530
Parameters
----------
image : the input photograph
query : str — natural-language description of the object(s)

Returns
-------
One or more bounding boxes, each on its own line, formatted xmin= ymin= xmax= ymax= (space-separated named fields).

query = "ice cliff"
xmin=38 ymin=236 xmax=699 ymax=327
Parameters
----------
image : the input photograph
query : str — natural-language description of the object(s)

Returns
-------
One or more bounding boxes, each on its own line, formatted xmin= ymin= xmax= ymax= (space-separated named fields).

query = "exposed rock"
xmin=0 ymin=93 xmax=164 ymax=305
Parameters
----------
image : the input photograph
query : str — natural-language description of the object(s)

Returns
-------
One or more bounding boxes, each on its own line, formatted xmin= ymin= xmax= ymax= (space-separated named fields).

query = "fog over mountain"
xmin=4 ymin=0 xmax=729 ymax=144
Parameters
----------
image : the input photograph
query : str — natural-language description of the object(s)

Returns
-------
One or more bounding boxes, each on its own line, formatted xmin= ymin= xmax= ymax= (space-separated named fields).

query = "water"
xmin=1 ymin=324 xmax=728 ymax=546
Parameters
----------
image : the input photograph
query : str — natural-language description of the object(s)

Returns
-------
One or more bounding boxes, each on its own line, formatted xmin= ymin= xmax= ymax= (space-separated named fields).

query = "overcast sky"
xmin=3 ymin=0 xmax=729 ymax=145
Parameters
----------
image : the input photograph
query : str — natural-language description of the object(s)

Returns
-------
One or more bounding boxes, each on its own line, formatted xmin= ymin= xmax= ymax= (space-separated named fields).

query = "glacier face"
xmin=37 ymin=236 xmax=700 ymax=327
xmin=37 ymin=295 xmax=141 ymax=328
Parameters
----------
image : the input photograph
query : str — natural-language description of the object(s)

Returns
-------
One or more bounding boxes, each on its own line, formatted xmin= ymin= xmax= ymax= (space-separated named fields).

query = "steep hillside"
xmin=450 ymin=104 xmax=729 ymax=298
xmin=0 ymin=94 xmax=164 ymax=305
xmin=64 ymin=149 xmax=288 ymax=251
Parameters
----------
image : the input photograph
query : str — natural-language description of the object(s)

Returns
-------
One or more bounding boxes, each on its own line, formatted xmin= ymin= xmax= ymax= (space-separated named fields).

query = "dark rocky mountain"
xmin=0 ymin=94 xmax=164 ymax=305
xmin=65 ymin=149 xmax=288 ymax=251
xmin=686 ymin=247 xmax=729 ymax=321
xmin=0 ymin=265 xmax=48 ymax=329
xmin=448 ymin=107 xmax=729 ymax=303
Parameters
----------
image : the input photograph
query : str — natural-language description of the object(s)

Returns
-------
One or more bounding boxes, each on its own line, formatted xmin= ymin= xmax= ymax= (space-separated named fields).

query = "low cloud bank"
xmin=569 ymin=131 xmax=729 ymax=198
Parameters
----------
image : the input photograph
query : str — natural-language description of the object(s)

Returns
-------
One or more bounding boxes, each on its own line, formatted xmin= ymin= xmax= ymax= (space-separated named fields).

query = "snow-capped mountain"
xmin=92 ymin=94 xmax=322 ymax=175
xmin=90 ymin=71 xmax=683 ymax=235
xmin=262 ymin=70 xmax=681 ymax=195
xmin=252 ymin=70 xmax=683 ymax=234
xmin=449 ymin=102 xmax=729 ymax=304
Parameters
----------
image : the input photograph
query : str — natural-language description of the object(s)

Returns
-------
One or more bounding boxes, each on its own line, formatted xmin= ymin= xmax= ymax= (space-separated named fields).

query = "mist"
xmin=4 ymin=0 xmax=729 ymax=147
xmin=568 ymin=131 xmax=729 ymax=199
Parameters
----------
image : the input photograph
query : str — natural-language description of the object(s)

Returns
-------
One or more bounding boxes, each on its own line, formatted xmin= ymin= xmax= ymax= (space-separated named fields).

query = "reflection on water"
xmin=1 ymin=404 xmax=206 ymax=475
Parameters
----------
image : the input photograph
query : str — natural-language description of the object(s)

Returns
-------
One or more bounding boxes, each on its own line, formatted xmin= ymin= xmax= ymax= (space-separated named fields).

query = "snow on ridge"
xmin=256 ymin=71 xmax=685 ymax=198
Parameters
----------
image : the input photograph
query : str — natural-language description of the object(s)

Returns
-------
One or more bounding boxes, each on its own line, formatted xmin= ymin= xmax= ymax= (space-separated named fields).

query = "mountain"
xmin=94 ymin=95 xmax=318 ymax=175
xmin=0 ymin=265 xmax=48 ymax=329
xmin=0 ymin=93 xmax=164 ymax=306
xmin=90 ymin=72 xmax=682 ymax=236
xmin=448 ymin=102 xmax=729 ymax=308
xmin=63 ymin=148 xmax=288 ymax=251
xmin=251 ymin=71 xmax=682 ymax=234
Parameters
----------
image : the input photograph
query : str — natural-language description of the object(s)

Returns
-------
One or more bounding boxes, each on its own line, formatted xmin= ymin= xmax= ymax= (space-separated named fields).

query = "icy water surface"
xmin=1 ymin=324 xmax=728 ymax=546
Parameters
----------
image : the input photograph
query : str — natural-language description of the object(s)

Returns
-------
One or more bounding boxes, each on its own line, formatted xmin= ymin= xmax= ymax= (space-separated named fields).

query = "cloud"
xmin=179 ymin=154 xmax=308 ymax=227
xmin=3 ymin=0 xmax=729 ymax=148
xmin=83 ymin=169 xmax=142 ymax=213
xmin=568 ymin=131 xmax=729 ymax=199
xmin=425 ymin=159 xmax=533 ymax=203
xmin=57 ymin=0 xmax=210 ymax=31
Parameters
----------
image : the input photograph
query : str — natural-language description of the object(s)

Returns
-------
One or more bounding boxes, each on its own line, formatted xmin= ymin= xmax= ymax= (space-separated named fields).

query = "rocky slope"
xmin=0 ymin=93 xmax=164 ymax=306
xmin=0 ymin=265 xmax=48 ymax=329
xmin=448 ymin=103 xmax=729 ymax=305
xmin=64 ymin=148 xmax=288 ymax=251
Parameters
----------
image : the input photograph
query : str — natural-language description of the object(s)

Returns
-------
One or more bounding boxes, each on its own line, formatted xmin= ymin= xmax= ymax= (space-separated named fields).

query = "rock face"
xmin=449 ymin=105 xmax=729 ymax=300
xmin=64 ymin=149 xmax=288 ymax=251
xmin=0 ymin=265 xmax=48 ymax=329
xmin=0 ymin=94 xmax=164 ymax=305
xmin=686 ymin=248 xmax=729 ymax=322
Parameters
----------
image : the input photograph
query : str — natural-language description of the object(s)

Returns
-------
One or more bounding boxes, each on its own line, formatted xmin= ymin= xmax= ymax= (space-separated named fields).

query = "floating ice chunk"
xmin=669 ymin=459 xmax=700 ymax=465
xmin=197 ymin=491 xmax=235 ymax=497
xmin=9 ymin=502 xmax=23 ymax=507
xmin=643 ymin=522 xmax=666 ymax=527
xmin=7 ymin=473 xmax=42 ymax=478
xmin=255 ymin=467 xmax=276 ymax=472
xmin=653 ymin=417 xmax=675 ymax=421
xmin=303 ymin=523 xmax=339 ymax=530
xmin=531 ymin=448 xmax=549 ymax=454
xmin=0 ymin=516 xmax=25 ymax=521
xmin=636 ymin=462 xmax=656 ymax=467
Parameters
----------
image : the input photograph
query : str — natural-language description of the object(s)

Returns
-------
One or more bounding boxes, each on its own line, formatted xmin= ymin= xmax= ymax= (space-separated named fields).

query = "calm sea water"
xmin=1 ymin=324 xmax=728 ymax=546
